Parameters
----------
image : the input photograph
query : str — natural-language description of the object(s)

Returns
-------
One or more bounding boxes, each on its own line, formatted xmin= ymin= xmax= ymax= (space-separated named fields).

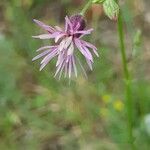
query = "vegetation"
xmin=0 ymin=0 xmax=150 ymax=149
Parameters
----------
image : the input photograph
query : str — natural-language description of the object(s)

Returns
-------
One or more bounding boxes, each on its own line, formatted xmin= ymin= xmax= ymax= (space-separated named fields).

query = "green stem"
xmin=80 ymin=0 xmax=93 ymax=16
xmin=117 ymin=2 xmax=135 ymax=150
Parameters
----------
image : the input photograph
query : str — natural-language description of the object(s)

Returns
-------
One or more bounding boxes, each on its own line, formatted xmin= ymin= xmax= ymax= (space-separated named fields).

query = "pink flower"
xmin=32 ymin=14 xmax=99 ymax=79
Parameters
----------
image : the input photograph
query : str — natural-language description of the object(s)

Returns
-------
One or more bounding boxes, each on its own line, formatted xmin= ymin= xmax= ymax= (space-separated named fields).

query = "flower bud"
xmin=70 ymin=14 xmax=86 ymax=31
xmin=103 ymin=0 xmax=119 ymax=20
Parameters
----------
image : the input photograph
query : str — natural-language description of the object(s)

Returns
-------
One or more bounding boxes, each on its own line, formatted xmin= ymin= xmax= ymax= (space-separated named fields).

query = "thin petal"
xmin=55 ymin=26 xmax=63 ymax=31
xmin=72 ymin=56 xmax=77 ymax=77
xmin=55 ymin=59 xmax=65 ymax=77
xmin=32 ymin=50 xmax=51 ymax=61
xmin=33 ymin=19 xmax=55 ymax=33
xmin=32 ymin=34 xmax=54 ymax=39
xmin=36 ymin=46 xmax=56 ymax=52
xmin=64 ymin=36 xmax=72 ymax=49
xmin=58 ymin=62 xmax=65 ymax=79
xmin=40 ymin=48 xmax=58 ymax=71
xmin=58 ymin=37 xmax=73 ymax=52
xmin=82 ymin=46 xmax=93 ymax=62
xmin=68 ymin=57 xmax=72 ymax=78
xmin=58 ymin=39 xmax=66 ymax=52
xmin=56 ymin=53 xmax=63 ymax=67
xmin=80 ymin=40 xmax=99 ymax=57
xmin=75 ymin=39 xmax=93 ymax=61
xmin=64 ymin=63 xmax=68 ymax=78
xmin=32 ymin=32 xmax=62 ymax=40
xmin=39 ymin=51 xmax=56 ymax=71
xmin=55 ymin=33 xmax=66 ymax=43
xmin=41 ymin=48 xmax=57 ymax=64
xmin=67 ymin=42 xmax=74 ymax=55
xmin=74 ymin=29 xmax=93 ymax=35
xmin=86 ymin=59 xmax=93 ymax=70
xmin=65 ymin=16 xmax=73 ymax=32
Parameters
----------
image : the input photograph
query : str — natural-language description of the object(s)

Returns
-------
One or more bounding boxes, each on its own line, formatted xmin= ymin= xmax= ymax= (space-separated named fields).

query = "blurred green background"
xmin=0 ymin=0 xmax=150 ymax=149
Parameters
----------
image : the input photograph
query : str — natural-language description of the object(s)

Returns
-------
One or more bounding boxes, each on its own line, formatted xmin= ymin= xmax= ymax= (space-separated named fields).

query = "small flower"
xmin=32 ymin=14 xmax=99 ymax=79
xmin=113 ymin=100 xmax=124 ymax=112
xmin=102 ymin=94 xmax=111 ymax=104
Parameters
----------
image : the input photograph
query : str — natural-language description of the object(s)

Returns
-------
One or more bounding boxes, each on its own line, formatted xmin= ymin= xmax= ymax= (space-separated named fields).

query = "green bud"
xmin=103 ymin=0 xmax=119 ymax=19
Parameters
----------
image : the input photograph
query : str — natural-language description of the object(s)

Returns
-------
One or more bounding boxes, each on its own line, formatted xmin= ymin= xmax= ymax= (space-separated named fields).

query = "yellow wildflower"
xmin=113 ymin=100 xmax=124 ymax=112
xmin=102 ymin=94 xmax=111 ymax=104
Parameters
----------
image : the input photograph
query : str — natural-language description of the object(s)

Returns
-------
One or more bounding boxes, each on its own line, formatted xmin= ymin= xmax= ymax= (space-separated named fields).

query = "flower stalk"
xmin=116 ymin=1 xmax=135 ymax=149
xmin=80 ymin=0 xmax=93 ymax=16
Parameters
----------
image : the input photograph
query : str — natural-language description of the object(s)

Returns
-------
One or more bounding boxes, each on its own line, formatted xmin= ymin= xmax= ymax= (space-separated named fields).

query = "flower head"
xmin=32 ymin=14 xmax=99 ymax=79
